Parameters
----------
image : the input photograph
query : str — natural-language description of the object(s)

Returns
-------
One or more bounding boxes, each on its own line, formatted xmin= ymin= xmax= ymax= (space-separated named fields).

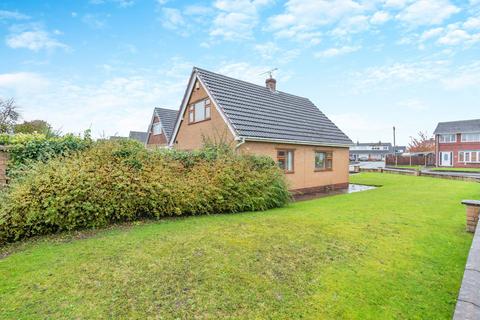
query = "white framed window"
xmin=314 ymin=151 xmax=333 ymax=171
xmin=188 ymin=99 xmax=211 ymax=123
xmin=461 ymin=133 xmax=480 ymax=142
xmin=152 ymin=122 xmax=162 ymax=135
xmin=439 ymin=134 xmax=456 ymax=143
xmin=459 ymin=151 xmax=480 ymax=163
xmin=277 ymin=150 xmax=294 ymax=173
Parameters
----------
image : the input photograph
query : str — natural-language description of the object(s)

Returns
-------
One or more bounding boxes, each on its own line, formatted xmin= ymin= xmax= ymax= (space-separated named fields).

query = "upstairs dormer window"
xmin=188 ymin=98 xmax=211 ymax=124
xmin=439 ymin=134 xmax=456 ymax=143
xmin=461 ymin=133 xmax=480 ymax=142
xmin=152 ymin=122 xmax=162 ymax=135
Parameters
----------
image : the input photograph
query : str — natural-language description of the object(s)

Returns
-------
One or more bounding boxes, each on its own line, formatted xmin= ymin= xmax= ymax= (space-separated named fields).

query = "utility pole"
xmin=393 ymin=126 xmax=397 ymax=166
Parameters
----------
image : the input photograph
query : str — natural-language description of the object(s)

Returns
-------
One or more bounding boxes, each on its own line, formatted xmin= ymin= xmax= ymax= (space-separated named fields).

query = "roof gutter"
xmin=234 ymin=137 xmax=246 ymax=152
xmin=241 ymin=136 xmax=353 ymax=148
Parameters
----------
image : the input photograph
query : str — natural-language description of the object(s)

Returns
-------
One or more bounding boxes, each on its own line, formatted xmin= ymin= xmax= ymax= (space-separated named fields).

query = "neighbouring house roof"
xmin=186 ymin=67 xmax=352 ymax=147
xmin=129 ymin=131 xmax=148 ymax=143
xmin=434 ymin=119 xmax=480 ymax=134
xmin=109 ymin=136 xmax=127 ymax=140
xmin=154 ymin=107 xmax=178 ymax=140
xmin=353 ymin=142 xmax=392 ymax=147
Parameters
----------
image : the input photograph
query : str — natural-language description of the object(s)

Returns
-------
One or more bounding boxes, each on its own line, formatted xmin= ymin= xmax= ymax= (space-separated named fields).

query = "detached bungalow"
xmin=434 ymin=119 xmax=480 ymax=168
xmin=168 ymin=67 xmax=353 ymax=192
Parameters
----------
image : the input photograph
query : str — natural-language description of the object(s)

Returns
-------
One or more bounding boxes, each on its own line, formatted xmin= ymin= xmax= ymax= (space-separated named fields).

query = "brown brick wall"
xmin=173 ymin=80 xmax=235 ymax=150
xmin=0 ymin=148 xmax=8 ymax=187
xmin=466 ymin=205 xmax=480 ymax=233
xmin=239 ymin=142 xmax=350 ymax=190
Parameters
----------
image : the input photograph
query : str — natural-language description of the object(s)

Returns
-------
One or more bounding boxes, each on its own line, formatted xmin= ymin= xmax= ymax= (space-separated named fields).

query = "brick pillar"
xmin=0 ymin=148 xmax=7 ymax=187
xmin=462 ymin=201 xmax=480 ymax=233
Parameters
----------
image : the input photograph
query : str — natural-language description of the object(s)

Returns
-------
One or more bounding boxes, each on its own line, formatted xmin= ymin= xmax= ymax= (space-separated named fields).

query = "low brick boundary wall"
xmin=0 ymin=146 xmax=8 ymax=187
xmin=357 ymin=167 xmax=480 ymax=182
xmin=454 ymin=200 xmax=480 ymax=319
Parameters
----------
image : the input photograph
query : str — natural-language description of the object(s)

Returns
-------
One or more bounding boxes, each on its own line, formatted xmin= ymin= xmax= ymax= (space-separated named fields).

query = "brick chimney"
xmin=265 ymin=77 xmax=276 ymax=92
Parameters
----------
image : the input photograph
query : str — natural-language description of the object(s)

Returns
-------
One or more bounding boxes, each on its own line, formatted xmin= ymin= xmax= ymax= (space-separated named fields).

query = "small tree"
xmin=408 ymin=131 xmax=435 ymax=153
xmin=14 ymin=120 xmax=52 ymax=135
xmin=0 ymin=98 xmax=20 ymax=133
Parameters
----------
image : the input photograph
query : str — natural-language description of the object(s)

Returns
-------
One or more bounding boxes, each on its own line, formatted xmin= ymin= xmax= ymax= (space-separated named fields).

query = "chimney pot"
xmin=266 ymin=77 xmax=276 ymax=91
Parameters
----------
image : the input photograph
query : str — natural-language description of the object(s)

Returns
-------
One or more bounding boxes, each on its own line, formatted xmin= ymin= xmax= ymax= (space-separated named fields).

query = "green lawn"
xmin=431 ymin=167 xmax=480 ymax=173
xmin=1 ymin=173 xmax=478 ymax=319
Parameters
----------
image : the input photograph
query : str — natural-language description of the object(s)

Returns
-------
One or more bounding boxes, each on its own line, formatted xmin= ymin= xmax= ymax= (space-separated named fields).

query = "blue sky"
xmin=0 ymin=0 xmax=479 ymax=145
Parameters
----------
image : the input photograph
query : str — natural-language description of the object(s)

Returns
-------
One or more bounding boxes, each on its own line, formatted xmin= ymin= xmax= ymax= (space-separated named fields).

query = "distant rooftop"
xmin=129 ymin=131 xmax=148 ymax=143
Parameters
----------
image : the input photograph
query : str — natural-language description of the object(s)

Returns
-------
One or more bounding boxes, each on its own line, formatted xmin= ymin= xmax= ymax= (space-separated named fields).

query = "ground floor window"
xmin=277 ymin=150 xmax=294 ymax=173
xmin=459 ymin=151 xmax=480 ymax=163
xmin=315 ymin=151 xmax=333 ymax=171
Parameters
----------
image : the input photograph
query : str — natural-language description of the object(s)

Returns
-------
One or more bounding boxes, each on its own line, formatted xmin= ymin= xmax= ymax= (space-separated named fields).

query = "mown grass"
xmin=0 ymin=173 xmax=478 ymax=319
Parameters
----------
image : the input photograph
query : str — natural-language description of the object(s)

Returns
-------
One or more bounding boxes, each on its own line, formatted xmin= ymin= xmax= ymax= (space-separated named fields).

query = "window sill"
xmin=314 ymin=169 xmax=333 ymax=172
xmin=285 ymin=171 xmax=295 ymax=174
xmin=188 ymin=118 xmax=212 ymax=125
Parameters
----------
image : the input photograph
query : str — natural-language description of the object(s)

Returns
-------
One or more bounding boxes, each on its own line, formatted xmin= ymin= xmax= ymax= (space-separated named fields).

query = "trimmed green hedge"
xmin=0 ymin=132 xmax=92 ymax=179
xmin=0 ymin=140 xmax=290 ymax=244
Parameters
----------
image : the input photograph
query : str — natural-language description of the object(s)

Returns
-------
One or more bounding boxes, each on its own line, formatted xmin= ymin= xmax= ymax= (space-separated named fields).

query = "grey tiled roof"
xmin=154 ymin=107 xmax=178 ymax=140
xmin=434 ymin=119 xmax=480 ymax=134
xmin=195 ymin=67 xmax=353 ymax=146
xmin=129 ymin=131 xmax=148 ymax=143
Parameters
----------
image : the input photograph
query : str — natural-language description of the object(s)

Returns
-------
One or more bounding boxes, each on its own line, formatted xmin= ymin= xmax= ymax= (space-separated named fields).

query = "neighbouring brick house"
xmin=168 ymin=67 xmax=353 ymax=192
xmin=434 ymin=119 xmax=480 ymax=168
xmin=145 ymin=107 xmax=178 ymax=148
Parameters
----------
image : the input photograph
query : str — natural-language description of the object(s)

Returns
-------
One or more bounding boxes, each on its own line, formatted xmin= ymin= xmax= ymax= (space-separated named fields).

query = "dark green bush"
xmin=0 ymin=140 xmax=290 ymax=244
xmin=0 ymin=132 xmax=92 ymax=179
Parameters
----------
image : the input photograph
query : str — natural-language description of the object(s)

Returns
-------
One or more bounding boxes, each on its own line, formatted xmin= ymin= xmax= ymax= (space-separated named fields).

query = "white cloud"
xmin=442 ymin=61 xmax=480 ymax=89
xmin=254 ymin=42 xmax=301 ymax=63
xmin=464 ymin=17 xmax=480 ymax=29
xmin=331 ymin=15 xmax=369 ymax=37
xmin=82 ymin=14 xmax=108 ymax=29
xmin=420 ymin=27 xmax=444 ymax=41
xmin=437 ymin=28 xmax=472 ymax=45
xmin=351 ymin=60 xmax=448 ymax=92
xmin=6 ymin=26 xmax=69 ymax=52
xmin=216 ymin=62 xmax=272 ymax=84
xmin=254 ymin=42 xmax=280 ymax=59
xmin=210 ymin=0 xmax=272 ymax=40
xmin=0 ymin=72 xmax=50 ymax=94
xmin=89 ymin=0 xmax=135 ymax=8
xmin=184 ymin=5 xmax=212 ymax=16
xmin=370 ymin=11 xmax=390 ymax=24
xmin=0 ymin=10 xmax=30 ymax=20
xmin=0 ymin=64 xmax=191 ymax=137
xmin=267 ymin=0 xmax=364 ymax=43
xmin=160 ymin=8 xmax=186 ymax=31
xmin=315 ymin=45 xmax=360 ymax=58
xmin=215 ymin=61 xmax=292 ymax=86
xmin=352 ymin=60 xmax=480 ymax=92
xmin=398 ymin=99 xmax=428 ymax=111
xmin=396 ymin=0 xmax=460 ymax=26
xmin=384 ymin=0 xmax=407 ymax=9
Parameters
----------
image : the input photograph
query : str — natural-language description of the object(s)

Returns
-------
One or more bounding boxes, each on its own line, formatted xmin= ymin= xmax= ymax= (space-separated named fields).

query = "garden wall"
xmin=0 ymin=147 xmax=7 ymax=186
